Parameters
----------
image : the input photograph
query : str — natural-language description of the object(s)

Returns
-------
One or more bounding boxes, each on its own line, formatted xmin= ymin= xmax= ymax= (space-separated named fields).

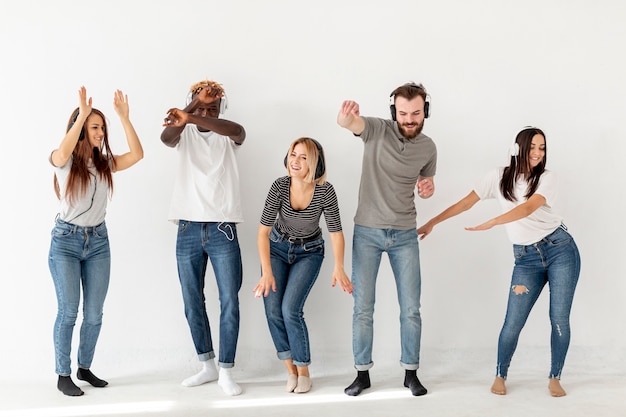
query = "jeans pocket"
xmin=51 ymin=225 xmax=72 ymax=238
xmin=304 ymin=239 xmax=324 ymax=254
xmin=269 ymin=228 xmax=282 ymax=243
xmin=546 ymin=229 xmax=572 ymax=247
xmin=177 ymin=220 xmax=189 ymax=235
xmin=513 ymin=245 xmax=525 ymax=260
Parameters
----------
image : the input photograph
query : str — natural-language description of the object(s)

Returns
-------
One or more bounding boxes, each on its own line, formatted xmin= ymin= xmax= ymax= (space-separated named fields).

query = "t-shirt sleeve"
xmin=535 ymin=171 xmax=559 ymax=207
xmin=322 ymin=183 xmax=343 ymax=233
xmin=260 ymin=179 xmax=281 ymax=227
xmin=473 ymin=168 xmax=501 ymax=200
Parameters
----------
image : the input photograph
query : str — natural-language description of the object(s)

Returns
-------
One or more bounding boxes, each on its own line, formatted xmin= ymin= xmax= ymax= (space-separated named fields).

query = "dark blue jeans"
xmin=496 ymin=226 xmax=581 ymax=379
xmin=176 ymin=221 xmax=242 ymax=367
xmin=263 ymin=228 xmax=324 ymax=366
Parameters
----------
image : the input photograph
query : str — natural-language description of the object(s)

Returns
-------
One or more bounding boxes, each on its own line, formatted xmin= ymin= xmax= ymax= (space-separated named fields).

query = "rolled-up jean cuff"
xmin=198 ymin=352 xmax=216 ymax=362
xmin=355 ymin=362 xmax=373 ymax=371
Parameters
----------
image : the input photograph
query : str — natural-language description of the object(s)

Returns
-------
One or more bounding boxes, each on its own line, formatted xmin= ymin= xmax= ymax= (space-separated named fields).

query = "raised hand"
xmin=113 ymin=89 xmax=130 ymax=119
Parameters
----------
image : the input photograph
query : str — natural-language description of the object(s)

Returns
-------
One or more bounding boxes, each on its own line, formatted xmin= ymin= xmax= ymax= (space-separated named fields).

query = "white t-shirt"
xmin=168 ymin=124 xmax=244 ymax=223
xmin=53 ymin=156 xmax=110 ymax=226
xmin=473 ymin=168 xmax=562 ymax=245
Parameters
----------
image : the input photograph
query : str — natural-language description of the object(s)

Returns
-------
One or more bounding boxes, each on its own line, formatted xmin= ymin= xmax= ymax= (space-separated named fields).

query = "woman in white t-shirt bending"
xmin=417 ymin=127 xmax=581 ymax=397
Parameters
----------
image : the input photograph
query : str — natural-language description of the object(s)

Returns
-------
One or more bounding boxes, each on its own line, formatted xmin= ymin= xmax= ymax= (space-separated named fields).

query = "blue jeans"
xmin=351 ymin=225 xmax=422 ymax=370
xmin=176 ymin=221 xmax=242 ymax=368
xmin=48 ymin=219 xmax=111 ymax=376
xmin=263 ymin=228 xmax=324 ymax=367
xmin=496 ymin=226 xmax=581 ymax=379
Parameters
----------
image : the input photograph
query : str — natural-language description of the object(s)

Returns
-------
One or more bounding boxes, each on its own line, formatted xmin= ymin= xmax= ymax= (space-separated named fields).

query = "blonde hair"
xmin=189 ymin=79 xmax=224 ymax=96
xmin=286 ymin=137 xmax=326 ymax=185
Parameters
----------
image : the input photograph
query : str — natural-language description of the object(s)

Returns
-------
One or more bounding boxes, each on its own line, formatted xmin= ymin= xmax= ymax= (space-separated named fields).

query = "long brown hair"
xmin=499 ymin=127 xmax=547 ymax=202
xmin=54 ymin=108 xmax=115 ymax=204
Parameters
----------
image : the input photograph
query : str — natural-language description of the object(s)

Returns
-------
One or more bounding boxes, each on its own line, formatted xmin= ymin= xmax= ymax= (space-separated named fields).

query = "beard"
xmin=398 ymin=121 xmax=424 ymax=139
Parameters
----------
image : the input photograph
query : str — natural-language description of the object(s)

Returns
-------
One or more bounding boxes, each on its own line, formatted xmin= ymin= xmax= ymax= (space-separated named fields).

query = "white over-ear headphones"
xmin=509 ymin=142 xmax=519 ymax=157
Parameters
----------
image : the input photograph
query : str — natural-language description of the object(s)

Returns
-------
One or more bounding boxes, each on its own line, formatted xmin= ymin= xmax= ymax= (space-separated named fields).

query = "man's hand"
xmin=196 ymin=86 xmax=223 ymax=104
xmin=163 ymin=108 xmax=189 ymax=127
xmin=417 ymin=178 xmax=434 ymax=198
xmin=337 ymin=100 xmax=360 ymax=128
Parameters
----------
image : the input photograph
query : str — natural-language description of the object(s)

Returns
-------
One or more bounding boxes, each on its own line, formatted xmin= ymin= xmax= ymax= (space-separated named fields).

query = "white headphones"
xmin=509 ymin=142 xmax=520 ymax=157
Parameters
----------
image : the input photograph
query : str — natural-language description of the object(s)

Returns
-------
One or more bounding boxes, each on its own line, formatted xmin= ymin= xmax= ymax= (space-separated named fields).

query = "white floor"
xmin=1 ymin=355 xmax=624 ymax=417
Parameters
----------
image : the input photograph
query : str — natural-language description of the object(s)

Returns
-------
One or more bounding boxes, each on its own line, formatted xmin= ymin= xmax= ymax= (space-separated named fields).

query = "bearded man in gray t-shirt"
xmin=337 ymin=82 xmax=437 ymax=397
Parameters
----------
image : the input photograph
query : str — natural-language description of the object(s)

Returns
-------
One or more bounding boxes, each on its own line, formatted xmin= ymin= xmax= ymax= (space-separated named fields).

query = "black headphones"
xmin=67 ymin=108 xmax=85 ymax=141
xmin=283 ymin=138 xmax=326 ymax=180
xmin=389 ymin=83 xmax=430 ymax=121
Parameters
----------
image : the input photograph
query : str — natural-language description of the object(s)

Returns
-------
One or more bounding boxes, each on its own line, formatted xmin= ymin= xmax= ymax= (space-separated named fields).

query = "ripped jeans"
xmin=176 ymin=221 xmax=243 ymax=367
xmin=496 ymin=226 xmax=581 ymax=379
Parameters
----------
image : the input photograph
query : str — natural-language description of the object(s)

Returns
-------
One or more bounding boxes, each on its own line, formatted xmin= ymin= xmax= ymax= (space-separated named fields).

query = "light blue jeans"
xmin=48 ymin=219 xmax=111 ymax=376
xmin=496 ymin=226 xmax=581 ymax=379
xmin=176 ymin=221 xmax=242 ymax=368
xmin=263 ymin=228 xmax=324 ymax=367
xmin=351 ymin=225 xmax=422 ymax=370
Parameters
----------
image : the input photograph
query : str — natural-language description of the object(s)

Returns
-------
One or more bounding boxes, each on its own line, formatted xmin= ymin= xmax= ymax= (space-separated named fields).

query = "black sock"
xmin=57 ymin=375 xmax=84 ymax=396
xmin=344 ymin=370 xmax=371 ymax=396
xmin=77 ymin=368 xmax=108 ymax=387
xmin=404 ymin=370 xmax=427 ymax=396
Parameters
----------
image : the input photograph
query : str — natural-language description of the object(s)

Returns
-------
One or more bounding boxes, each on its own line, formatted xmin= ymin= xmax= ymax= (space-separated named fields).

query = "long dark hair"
xmin=499 ymin=127 xmax=547 ymax=202
xmin=54 ymin=108 xmax=115 ymax=203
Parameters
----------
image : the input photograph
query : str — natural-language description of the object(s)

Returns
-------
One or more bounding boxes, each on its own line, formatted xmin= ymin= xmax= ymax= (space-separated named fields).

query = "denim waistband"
xmin=55 ymin=217 xmax=106 ymax=233
xmin=519 ymin=224 xmax=569 ymax=247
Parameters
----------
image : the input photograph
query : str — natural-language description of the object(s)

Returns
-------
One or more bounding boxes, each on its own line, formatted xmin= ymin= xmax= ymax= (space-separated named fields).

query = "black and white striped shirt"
xmin=260 ymin=176 xmax=342 ymax=239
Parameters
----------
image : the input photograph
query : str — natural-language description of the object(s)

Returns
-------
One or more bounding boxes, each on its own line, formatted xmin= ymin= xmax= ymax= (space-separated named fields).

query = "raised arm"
xmin=465 ymin=193 xmax=546 ymax=231
xmin=111 ymin=90 xmax=144 ymax=172
xmin=50 ymin=86 xmax=91 ymax=167
xmin=337 ymin=100 xmax=365 ymax=135
xmin=161 ymin=87 xmax=245 ymax=146
xmin=417 ymin=191 xmax=481 ymax=239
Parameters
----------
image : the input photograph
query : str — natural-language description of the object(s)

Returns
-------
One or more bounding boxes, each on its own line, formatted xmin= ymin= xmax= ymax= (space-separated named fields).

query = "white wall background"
xmin=1 ymin=0 xmax=624 ymax=381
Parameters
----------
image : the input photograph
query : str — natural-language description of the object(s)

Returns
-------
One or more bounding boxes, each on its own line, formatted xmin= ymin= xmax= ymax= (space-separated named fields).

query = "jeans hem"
xmin=354 ymin=362 xmax=373 ymax=371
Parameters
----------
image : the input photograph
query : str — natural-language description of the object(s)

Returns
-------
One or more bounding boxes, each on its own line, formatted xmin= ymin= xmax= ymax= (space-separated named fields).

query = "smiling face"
xmin=287 ymin=143 xmax=311 ymax=180
xmin=394 ymin=95 xmax=426 ymax=139
xmin=85 ymin=113 xmax=106 ymax=149
xmin=527 ymin=133 xmax=546 ymax=169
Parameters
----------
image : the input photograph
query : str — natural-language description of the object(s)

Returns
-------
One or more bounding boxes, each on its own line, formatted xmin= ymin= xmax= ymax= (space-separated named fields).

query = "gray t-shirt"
xmin=354 ymin=117 xmax=437 ymax=230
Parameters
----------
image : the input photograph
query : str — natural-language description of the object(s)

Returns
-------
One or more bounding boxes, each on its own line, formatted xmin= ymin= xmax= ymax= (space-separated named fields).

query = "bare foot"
xmin=491 ymin=377 xmax=506 ymax=395
xmin=548 ymin=378 xmax=566 ymax=397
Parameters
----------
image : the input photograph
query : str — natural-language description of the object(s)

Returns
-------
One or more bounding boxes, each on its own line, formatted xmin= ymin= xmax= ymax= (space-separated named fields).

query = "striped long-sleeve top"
xmin=260 ymin=176 xmax=342 ymax=239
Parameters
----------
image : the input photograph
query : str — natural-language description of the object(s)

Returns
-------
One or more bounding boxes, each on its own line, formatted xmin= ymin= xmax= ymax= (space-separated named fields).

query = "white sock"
xmin=218 ymin=367 xmax=242 ymax=396
xmin=181 ymin=359 xmax=218 ymax=387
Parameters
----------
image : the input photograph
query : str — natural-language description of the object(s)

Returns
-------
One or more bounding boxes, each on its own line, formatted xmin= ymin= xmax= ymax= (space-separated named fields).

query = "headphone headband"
xmin=389 ymin=82 xmax=430 ymax=120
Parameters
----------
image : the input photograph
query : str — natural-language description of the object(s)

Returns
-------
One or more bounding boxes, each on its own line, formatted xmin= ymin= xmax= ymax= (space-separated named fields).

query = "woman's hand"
xmin=113 ymin=89 xmax=130 ymax=119
xmin=253 ymin=273 xmax=276 ymax=298
xmin=78 ymin=86 xmax=92 ymax=118
xmin=332 ymin=267 xmax=353 ymax=294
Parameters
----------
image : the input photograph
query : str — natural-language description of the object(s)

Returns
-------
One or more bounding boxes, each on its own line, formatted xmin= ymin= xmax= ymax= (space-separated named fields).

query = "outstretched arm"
xmin=337 ymin=100 xmax=365 ymax=135
xmin=329 ymin=231 xmax=353 ymax=294
xmin=465 ymin=193 xmax=546 ymax=231
xmin=417 ymin=191 xmax=480 ymax=239
xmin=111 ymin=90 xmax=144 ymax=172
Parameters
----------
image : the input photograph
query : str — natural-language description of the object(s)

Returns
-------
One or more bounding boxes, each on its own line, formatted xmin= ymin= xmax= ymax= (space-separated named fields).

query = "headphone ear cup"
xmin=315 ymin=145 xmax=325 ymax=179
xmin=424 ymin=100 xmax=430 ymax=118
xmin=390 ymin=104 xmax=397 ymax=121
